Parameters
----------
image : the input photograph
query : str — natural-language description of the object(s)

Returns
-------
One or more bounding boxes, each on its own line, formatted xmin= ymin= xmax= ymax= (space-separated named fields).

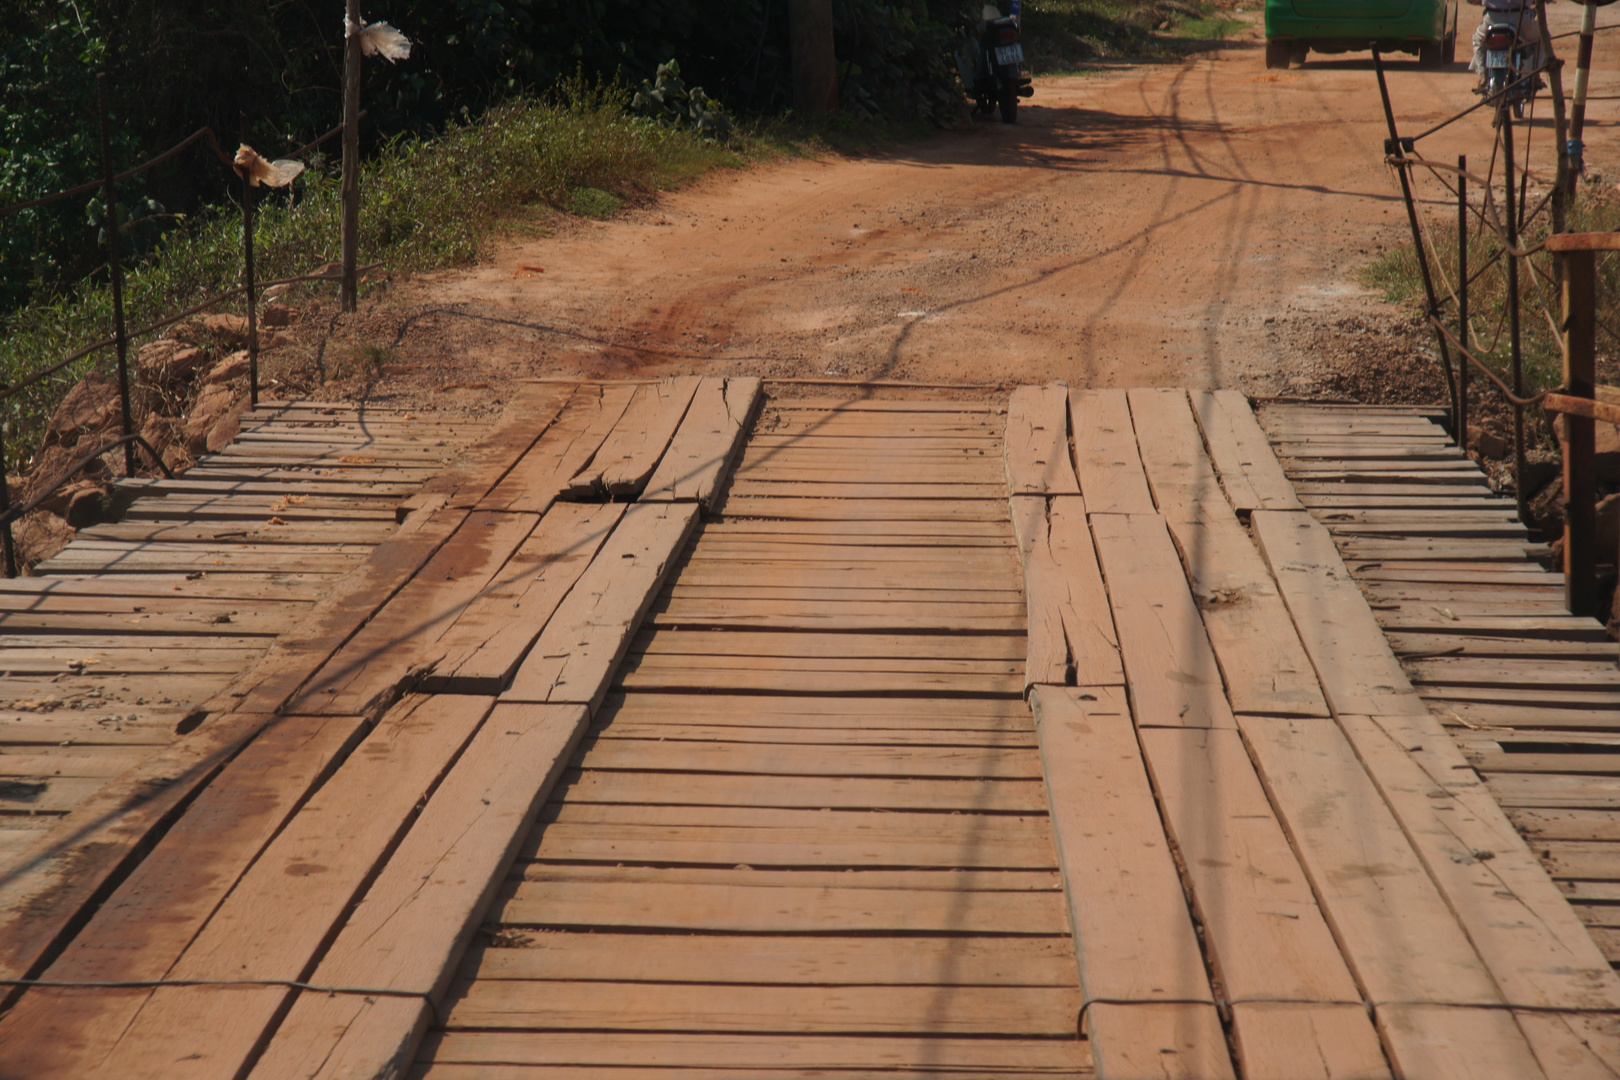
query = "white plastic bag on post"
xmin=343 ymin=16 xmax=413 ymax=62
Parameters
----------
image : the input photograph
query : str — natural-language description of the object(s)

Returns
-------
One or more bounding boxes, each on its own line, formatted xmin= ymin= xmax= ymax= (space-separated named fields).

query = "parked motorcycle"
xmin=1477 ymin=5 xmax=1539 ymax=120
xmin=961 ymin=4 xmax=1034 ymax=123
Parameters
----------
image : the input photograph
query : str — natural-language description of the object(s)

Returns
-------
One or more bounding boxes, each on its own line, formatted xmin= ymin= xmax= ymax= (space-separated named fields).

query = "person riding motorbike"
xmin=1468 ymin=0 xmax=1544 ymax=93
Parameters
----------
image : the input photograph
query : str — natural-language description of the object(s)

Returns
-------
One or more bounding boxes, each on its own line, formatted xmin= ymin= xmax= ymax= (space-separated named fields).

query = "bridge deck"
xmin=0 ymin=383 xmax=1614 ymax=1080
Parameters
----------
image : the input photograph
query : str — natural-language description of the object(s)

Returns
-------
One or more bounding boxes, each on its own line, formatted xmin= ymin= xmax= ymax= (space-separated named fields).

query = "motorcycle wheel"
xmin=998 ymin=68 xmax=1019 ymax=123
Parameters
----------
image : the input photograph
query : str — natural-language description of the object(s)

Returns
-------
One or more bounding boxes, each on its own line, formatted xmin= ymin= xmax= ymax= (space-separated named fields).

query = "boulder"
xmin=136 ymin=340 xmax=208 ymax=384
xmin=138 ymin=413 xmax=175 ymax=459
xmin=24 ymin=443 xmax=108 ymax=506
xmin=205 ymin=396 xmax=251 ymax=454
xmin=1553 ymin=386 xmax=1620 ymax=484
xmin=202 ymin=313 xmax=250 ymax=345
xmin=13 ymin=510 xmax=74 ymax=570
xmin=1518 ymin=448 xmax=1561 ymax=499
xmin=261 ymin=303 xmax=297 ymax=328
xmin=42 ymin=373 xmax=121 ymax=450
xmin=203 ymin=350 xmax=251 ymax=386
xmin=1527 ymin=478 xmax=1565 ymax=541
xmin=36 ymin=479 xmax=107 ymax=529
xmin=1468 ymin=428 xmax=1508 ymax=460
xmin=183 ymin=384 xmax=239 ymax=454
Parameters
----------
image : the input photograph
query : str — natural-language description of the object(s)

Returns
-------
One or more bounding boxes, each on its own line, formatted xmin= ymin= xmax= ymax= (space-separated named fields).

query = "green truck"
xmin=1264 ymin=0 xmax=1459 ymax=68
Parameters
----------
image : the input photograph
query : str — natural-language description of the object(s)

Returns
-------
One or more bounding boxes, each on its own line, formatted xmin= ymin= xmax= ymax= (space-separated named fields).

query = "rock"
xmin=184 ymin=384 xmax=239 ymax=454
xmin=138 ymin=413 xmax=175 ymax=459
xmin=1600 ymin=492 xmax=1620 ymax=557
xmin=136 ymin=340 xmax=209 ymax=384
xmin=202 ymin=313 xmax=250 ymax=345
xmin=1527 ymin=479 xmax=1565 ymax=540
xmin=1553 ymin=386 xmax=1620 ymax=483
xmin=12 ymin=510 xmax=74 ymax=571
xmin=205 ymin=396 xmax=251 ymax=454
xmin=23 ymin=443 xmax=108 ymax=506
xmin=1469 ymin=428 xmax=1508 ymax=460
xmin=203 ymin=350 xmax=252 ymax=386
xmin=42 ymin=373 xmax=121 ymax=450
xmin=261 ymin=303 xmax=296 ymax=328
xmin=1518 ymin=449 xmax=1561 ymax=498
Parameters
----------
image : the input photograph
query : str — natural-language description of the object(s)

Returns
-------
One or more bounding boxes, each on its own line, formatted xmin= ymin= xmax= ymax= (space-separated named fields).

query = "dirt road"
xmin=383 ymin=8 xmax=1618 ymax=396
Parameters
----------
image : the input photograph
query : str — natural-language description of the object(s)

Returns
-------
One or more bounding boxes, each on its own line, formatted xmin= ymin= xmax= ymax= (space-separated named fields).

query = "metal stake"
xmin=1457 ymin=154 xmax=1468 ymax=452
xmin=1503 ymin=108 xmax=1528 ymax=521
xmin=340 ymin=0 xmax=362 ymax=313
xmin=1373 ymin=49 xmax=1459 ymax=424
xmin=241 ymin=112 xmax=259 ymax=409
xmin=98 ymin=74 xmax=136 ymax=477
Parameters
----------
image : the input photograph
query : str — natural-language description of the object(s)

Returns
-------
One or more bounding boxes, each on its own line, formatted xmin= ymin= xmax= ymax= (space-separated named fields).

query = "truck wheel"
xmin=1442 ymin=31 xmax=1456 ymax=64
xmin=1265 ymin=40 xmax=1290 ymax=69
xmin=1418 ymin=40 xmax=1444 ymax=68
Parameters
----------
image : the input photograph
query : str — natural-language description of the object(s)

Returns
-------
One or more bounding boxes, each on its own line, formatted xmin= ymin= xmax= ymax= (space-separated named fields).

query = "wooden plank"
xmin=289 ymin=510 xmax=541 ymax=716
xmin=475 ymin=384 xmax=634 ymax=514
xmin=1136 ymin=724 xmax=1386 ymax=1079
xmin=617 ymin=666 xmax=1023 ymax=696
xmin=567 ymin=376 xmax=700 ymax=497
xmin=643 ymin=377 xmax=761 ymax=505
xmin=717 ymin=497 xmax=1005 ymax=522
xmin=1009 ymin=495 xmax=1122 ymax=689
xmin=1191 ymin=389 xmax=1302 ymax=513
xmin=422 ymin=503 xmax=625 ymax=694
xmin=1069 ymin=389 xmax=1155 ymax=514
xmin=525 ymin=825 xmax=1053 ymax=869
xmin=1128 ymin=388 xmax=1328 ymax=718
xmin=572 ymin=739 xmax=1040 ymax=779
xmin=1090 ymin=514 xmax=1235 ymax=729
xmin=648 ymin=599 xmax=1025 ymax=633
xmin=0 ymin=714 xmax=366 ymax=1078
xmin=88 ymin=695 xmax=497 ymax=1080
xmin=1005 ymin=384 xmax=1079 ymax=495
xmin=460 ymin=933 xmax=1076 ymax=985
xmin=601 ymin=692 xmax=1030 ymax=723
xmin=1251 ymin=510 xmax=1429 ymax=717
xmin=1027 ymin=686 xmax=1233 ymax=1080
xmin=559 ymin=769 xmax=1049 ymax=812
xmin=496 ymin=880 xmax=1067 ymax=934
xmin=629 ymin=630 xmax=1025 ymax=661
xmin=729 ymin=480 xmax=1006 ymax=499
xmin=504 ymin=502 xmax=700 ymax=712
xmin=512 ymin=864 xmax=1062 ymax=893
xmin=421 ymin=1031 xmax=1084 ymax=1072
xmin=437 ymin=981 xmax=1081 ymax=1037
xmin=249 ymin=703 xmax=590 ymax=1080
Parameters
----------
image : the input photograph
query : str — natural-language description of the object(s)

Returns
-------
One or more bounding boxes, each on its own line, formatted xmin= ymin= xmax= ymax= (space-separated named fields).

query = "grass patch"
xmin=0 ymin=77 xmax=772 ymax=472
xmin=1361 ymin=188 xmax=1620 ymax=407
xmin=1022 ymin=0 xmax=1242 ymax=71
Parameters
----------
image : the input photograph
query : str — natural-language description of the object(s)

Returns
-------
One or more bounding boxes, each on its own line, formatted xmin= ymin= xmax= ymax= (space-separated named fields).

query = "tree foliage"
xmin=0 ymin=0 xmax=970 ymax=318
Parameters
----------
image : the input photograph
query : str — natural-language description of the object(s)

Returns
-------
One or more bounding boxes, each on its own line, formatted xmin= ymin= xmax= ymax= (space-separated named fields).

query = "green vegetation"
xmin=1362 ymin=190 xmax=1620 ymax=402
xmin=1 ymin=81 xmax=762 ymax=472
xmin=1022 ymin=0 xmax=1243 ymax=71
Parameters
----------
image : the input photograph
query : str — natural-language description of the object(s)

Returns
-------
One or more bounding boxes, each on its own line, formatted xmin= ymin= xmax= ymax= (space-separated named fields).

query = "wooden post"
xmin=1503 ymin=110 xmax=1529 ymax=522
xmin=1457 ymin=154 xmax=1468 ymax=453
xmin=97 ymin=74 xmax=136 ymax=477
xmin=240 ymin=112 xmax=259 ymax=409
xmin=1560 ymin=248 xmax=1597 ymax=616
xmin=789 ymin=0 xmax=838 ymax=116
xmin=340 ymin=0 xmax=362 ymax=313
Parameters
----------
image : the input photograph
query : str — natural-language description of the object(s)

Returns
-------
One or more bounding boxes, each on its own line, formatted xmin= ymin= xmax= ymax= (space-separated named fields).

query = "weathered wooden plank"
xmin=1069 ymin=389 xmax=1156 ymax=514
xmin=504 ymin=502 xmax=700 ymax=712
xmin=1090 ymin=514 xmax=1235 ymax=729
xmin=558 ymin=769 xmax=1049 ymax=812
xmin=1005 ymin=384 xmax=1079 ymax=495
xmin=572 ymin=739 xmax=1040 ymax=779
xmin=88 ymin=695 xmax=497 ymax=1080
xmin=248 ymin=703 xmax=590 ymax=1080
xmin=1009 ymin=495 xmax=1122 ymax=689
xmin=567 ymin=376 xmax=700 ymax=497
xmin=1137 ymin=724 xmax=1387 ymax=1079
xmin=475 ymin=384 xmax=633 ymax=515
xmin=643 ymin=377 xmax=761 ymax=506
xmin=0 ymin=713 xmax=366 ymax=1079
xmin=1192 ymin=389 xmax=1304 ymax=513
xmin=422 ymin=502 xmax=625 ymax=694
xmin=1028 ymin=686 xmax=1232 ymax=1080
xmin=1128 ymin=388 xmax=1328 ymax=718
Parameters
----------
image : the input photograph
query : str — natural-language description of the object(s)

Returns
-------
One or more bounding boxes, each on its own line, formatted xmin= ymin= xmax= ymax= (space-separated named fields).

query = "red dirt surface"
xmin=276 ymin=6 xmax=1619 ymax=404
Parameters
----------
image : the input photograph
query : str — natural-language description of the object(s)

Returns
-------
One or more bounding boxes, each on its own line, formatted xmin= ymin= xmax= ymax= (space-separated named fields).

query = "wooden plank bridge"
xmin=0 ymin=380 xmax=1615 ymax=1079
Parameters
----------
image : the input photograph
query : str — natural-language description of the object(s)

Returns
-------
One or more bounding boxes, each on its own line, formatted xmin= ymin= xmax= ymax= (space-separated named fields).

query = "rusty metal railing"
xmin=0 ymin=79 xmax=364 ymax=576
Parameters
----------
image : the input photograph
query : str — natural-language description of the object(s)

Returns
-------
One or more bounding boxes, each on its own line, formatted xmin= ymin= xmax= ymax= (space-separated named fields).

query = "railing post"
xmin=1502 ymin=108 xmax=1528 ymax=521
xmin=1561 ymin=247 xmax=1597 ymax=615
xmin=0 ymin=419 xmax=15 ymax=578
xmin=97 ymin=74 xmax=136 ymax=477
xmin=241 ymin=112 xmax=259 ymax=409
xmin=341 ymin=0 xmax=362 ymax=313
xmin=1457 ymin=154 xmax=1469 ymax=453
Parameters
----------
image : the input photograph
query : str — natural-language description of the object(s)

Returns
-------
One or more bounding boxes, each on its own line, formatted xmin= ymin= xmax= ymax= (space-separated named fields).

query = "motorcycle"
xmin=1477 ymin=6 xmax=1539 ymax=120
xmin=962 ymin=4 xmax=1034 ymax=123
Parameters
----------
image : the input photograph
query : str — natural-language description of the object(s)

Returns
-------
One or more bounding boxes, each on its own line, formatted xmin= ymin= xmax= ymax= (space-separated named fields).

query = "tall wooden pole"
xmin=1560 ymin=249 xmax=1597 ymax=615
xmin=1569 ymin=1 xmax=1597 ymax=198
xmin=340 ymin=0 xmax=362 ymax=312
xmin=789 ymin=0 xmax=838 ymax=116
xmin=98 ymin=74 xmax=136 ymax=477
